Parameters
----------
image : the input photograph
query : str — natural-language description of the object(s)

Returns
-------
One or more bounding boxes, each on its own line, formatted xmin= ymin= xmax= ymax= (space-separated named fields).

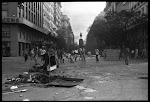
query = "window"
xmin=2 ymin=11 xmax=7 ymax=17
xmin=142 ymin=7 xmax=144 ymax=14
xmin=2 ymin=31 xmax=11 ymax=38
xmin=22 ymin=7 xmax=24 ymax=18
xmin=23 ymin=32 xmax=25 ymax=39
xmin=25 ymin=33 xmax=27 ymax=40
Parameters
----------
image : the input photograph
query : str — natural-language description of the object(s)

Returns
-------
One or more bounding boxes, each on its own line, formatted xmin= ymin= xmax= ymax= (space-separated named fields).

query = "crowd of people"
xmin=22 ymin=45 xmax=147 ymax=69
xmin=22 ymin=46 xmax=91 ymax=66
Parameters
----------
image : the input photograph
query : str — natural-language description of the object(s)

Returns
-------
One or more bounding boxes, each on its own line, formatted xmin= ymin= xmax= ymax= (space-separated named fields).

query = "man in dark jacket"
xmin=124 ymin=48 xmax=130 ymax=65
xmin=23 ymin=49 xmax=28 ymax=62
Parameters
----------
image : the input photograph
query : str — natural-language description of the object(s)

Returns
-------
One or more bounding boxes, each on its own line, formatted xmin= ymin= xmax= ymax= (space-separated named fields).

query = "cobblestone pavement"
xmin=2 ymin=56 xmax=148 ymax=101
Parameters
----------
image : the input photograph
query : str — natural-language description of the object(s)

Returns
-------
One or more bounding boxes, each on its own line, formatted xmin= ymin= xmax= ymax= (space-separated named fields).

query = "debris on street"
xmin=75 ymin=85 xmax=97 ymax=92
xmin=84 ymin=88 xmax=97 ymax=92
xmin=84 ymin=97 xmax=94 ymax=100
xmin=23 ymin=99 xmax=29 ymax=101
xmin=3 ymin=64 xmax=84 ymax=88
xmin=10 ymin=86 xmax=18 ymax=90
xmin=2 ymin=89 xmax=27 ymax=95
xmin=19 ymin=94 xmax=23 ymax=97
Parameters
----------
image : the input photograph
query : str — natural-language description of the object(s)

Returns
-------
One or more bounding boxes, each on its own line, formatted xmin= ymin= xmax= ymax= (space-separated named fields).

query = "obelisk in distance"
xmin=79 ymin=33 xmax=83 ymax=49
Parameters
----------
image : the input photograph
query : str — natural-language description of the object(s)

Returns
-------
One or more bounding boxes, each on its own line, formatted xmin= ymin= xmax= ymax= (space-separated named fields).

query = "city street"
xmin=2 ymin=56 xmax=148 ymax=101
xmin=2 ymin=2 xmax=148 ymax=101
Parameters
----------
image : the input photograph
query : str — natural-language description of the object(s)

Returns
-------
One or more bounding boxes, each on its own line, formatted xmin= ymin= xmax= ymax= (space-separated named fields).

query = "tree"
xmin=85 ymin=18 xmax=106 ymax=53
xmin=57 ymin=34 xmax=67 ymax=50
xmin=86 ymin=25 xmax=92 ymax=33
xmin=86 ymin=9 xmax=148 ymax=51
xmin=104 ymin=9 xmax=148 ymax=48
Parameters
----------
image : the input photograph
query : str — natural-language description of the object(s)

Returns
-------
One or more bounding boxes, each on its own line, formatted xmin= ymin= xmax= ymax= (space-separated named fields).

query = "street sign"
xmin=2 ymin=17 xmax=20 ymax=23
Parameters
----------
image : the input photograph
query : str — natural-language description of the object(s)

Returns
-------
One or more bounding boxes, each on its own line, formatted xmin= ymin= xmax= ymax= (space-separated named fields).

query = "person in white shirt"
xmin=74 ymin=50 xmax=78 ymax=62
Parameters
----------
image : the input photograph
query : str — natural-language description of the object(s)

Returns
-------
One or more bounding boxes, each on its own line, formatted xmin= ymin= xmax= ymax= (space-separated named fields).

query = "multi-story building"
xmin=53 ymin=2 xmax=62 ymax=30
xmin=2 ymin=2 xmax=57 ymax=57
xmin=43 ymin=2 xmax=57 ymax=37
xmin=60 ymin=14 xmax=74 ymax=46
xmin=104 ymin=2 xmax=148 ymax=13
xmin=67 ymin=24 xmax=74 ymax=45
xmin=104 ymin=2 xmax=148 ymax=57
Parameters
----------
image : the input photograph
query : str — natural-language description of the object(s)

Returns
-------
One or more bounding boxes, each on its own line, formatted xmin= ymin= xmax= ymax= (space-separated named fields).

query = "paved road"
xmin=2 ymin=56 xmax=148 ymax=101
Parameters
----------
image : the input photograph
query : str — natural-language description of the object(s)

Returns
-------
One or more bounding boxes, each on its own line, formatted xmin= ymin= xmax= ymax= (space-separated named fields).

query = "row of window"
xmin=18 ymin=2 xmax=43 ymax=28
xmin=19 ymin=32 xmax=44 ymax=42
xmin=108 ymin=2 xmax=148 ymax=14
xmin=2 ymin=2 xmax=60 ymax=30
xmin=43 ymin=10 xmax=54 ymax=22
xmin=136 ymin=4 xmax=148 ymax=14
xmin=2 ymin=29 xmax=46 ymax=42
xmin=44 ymin=3 xmax=54 ymax=15
xmin=24 ymin=2 xmax=41 ymax=12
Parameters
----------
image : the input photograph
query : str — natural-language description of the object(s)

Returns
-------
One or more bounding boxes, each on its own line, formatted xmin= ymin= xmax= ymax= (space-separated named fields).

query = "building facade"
xmin=43 ymin=2 xmax=57 ymax=37
xmin=53 ymin=2 xmax=62 ymax=31
xmin=60 ymin=14 xmax=74 ymax=46
xmin=104 ymin=2 xmax=148 ymax=57
xmin=2 ymin=2 xmax=58 ymax=57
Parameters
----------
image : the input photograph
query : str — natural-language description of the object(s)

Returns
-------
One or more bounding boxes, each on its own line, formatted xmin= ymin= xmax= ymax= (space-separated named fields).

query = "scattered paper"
xmin=10 ymin=86 xmax=18 ymax=90
xmin=23 ymin=72 xmax=28 ymax=74
xmin=76 ymin=86 xmax=97 ymax=92
xmin=51 ymin=65 xmax=57 ymax=71
xmin=23 ymin=99 xmax=29 ymax=101
xmin=84 ymin=88 xmax=97 ymax=92
xmin=84 ymin=97 xmax=93 ymax=99
xmin=75 ymin=85 xmax=86 ymax=90
xmin=98 ymin=80 xmax=107 ymax=83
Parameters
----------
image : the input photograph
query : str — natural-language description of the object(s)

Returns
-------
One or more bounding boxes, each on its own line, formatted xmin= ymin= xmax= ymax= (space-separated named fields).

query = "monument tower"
xmin=79 ymin=33 xmax=83 ymax=49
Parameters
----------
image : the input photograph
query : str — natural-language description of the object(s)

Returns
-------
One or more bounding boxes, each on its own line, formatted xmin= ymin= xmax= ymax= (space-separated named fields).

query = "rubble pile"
xmin=29 ymin=64 xmax=45 ymax=73
xmin=4 ymin=64 xmax=84 ymax=88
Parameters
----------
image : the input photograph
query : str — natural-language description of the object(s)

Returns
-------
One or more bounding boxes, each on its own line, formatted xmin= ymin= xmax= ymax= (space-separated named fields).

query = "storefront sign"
xmin=2 ymin=17 xmax=19 ymax=23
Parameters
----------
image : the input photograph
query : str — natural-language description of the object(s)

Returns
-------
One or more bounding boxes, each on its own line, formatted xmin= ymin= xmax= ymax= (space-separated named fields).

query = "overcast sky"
xmin=61 ymin=2 xmax=106 ymax=43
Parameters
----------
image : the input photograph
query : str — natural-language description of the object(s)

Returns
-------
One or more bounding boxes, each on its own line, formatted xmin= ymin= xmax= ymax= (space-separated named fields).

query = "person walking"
xmin=134 ymin=49 xmax=138 ymax=59
xmin=82 ymin=48 xmax=86 ymax=62
xmin=33 ymin=47 xmax=38 ymax=65
xmin=58 ymin=49 xmax=63 ymax=64
xmin=124 ymin=48 xmax=130 ymax=66
xmin=23 ymin=49 xmax=28 ymax=62
xmin=30 ymin=48 xmax=35 ymax=60
xmin=79 ymin=48 xmax=82 ymax=61
xmin=40 ymin=46 xmax=46 ymax=63
xmin=74 ymin=49 xmax=78 ymax=62
xmin=95 ymin=49 xmax=99 ymax=62
xmin=131 ymin=50 xmax=134 ymax=59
